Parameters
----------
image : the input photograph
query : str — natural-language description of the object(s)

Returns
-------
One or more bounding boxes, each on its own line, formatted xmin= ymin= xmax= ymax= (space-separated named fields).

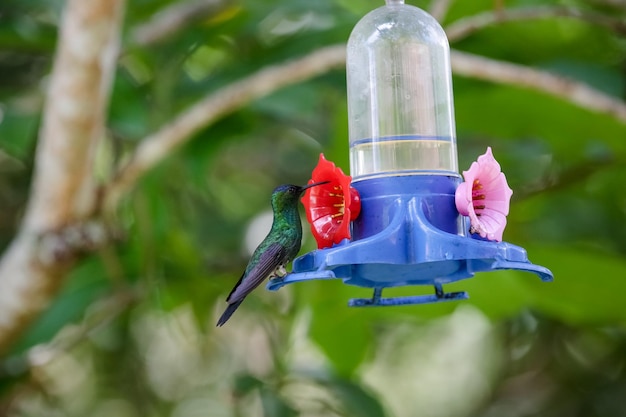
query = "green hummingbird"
xmin=217 ymin=181 xmax=328 ymax=326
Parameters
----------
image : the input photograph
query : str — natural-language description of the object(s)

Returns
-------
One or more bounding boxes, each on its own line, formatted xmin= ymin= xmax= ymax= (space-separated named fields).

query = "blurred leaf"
xmin=454 ymin=82 xmax=626 ymax=159
xmin=523 ymin=245 xmax=626 ymax=324
xmin=233 ymin=373 xmax=263 ymax=397
xmin=324 ymin=94 xmax=350 ymax=172
xmin=260 ymin=387 xmax=298 ymax=417
xmin=542 ymin=60 xmax=625 ymax=96
xmin=336 ymin=0 xmax=385 ymax=16
xmin=324 ymin=377 xmax=387 ymax=417
xmin=292 ymin=368 xmax=387 ymax=417
xmin=442 ymin=244 xmax=626 ymax=325
xmin=10 ymin=256 xmax=111 ymax=354
xmin=447 ymin=271 xmax=534 ymax=320
xmin=305 ymin=280 xmax=373 ymax=376
xmin=0 ymin=108 xmax=39 ymax=160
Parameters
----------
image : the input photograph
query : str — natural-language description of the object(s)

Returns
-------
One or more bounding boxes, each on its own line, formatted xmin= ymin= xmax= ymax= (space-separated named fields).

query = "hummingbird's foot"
xmin=275 ymin=265 xmax=288 ymax=278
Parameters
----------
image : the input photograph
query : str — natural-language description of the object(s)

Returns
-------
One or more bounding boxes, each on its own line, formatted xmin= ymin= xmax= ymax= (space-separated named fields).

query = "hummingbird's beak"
xmin=301 ymin=180 xmax=330 ymax=192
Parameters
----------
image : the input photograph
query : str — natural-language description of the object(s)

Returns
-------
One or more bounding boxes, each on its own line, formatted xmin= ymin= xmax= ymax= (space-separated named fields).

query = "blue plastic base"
xmin=348 ymin=285 xmax=469 ymax=307
xmin=267 ymin=175 xmax=553 ymax=306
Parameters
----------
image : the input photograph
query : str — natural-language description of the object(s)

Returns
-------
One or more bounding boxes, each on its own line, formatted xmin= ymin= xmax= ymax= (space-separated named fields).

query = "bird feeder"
xmin=266 ymin=0 xmax=553 ymax=306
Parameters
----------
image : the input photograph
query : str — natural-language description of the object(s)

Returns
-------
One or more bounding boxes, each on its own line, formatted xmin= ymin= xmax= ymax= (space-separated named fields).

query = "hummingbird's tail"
xmin=216 ymin=299 xmax=244 ymax=327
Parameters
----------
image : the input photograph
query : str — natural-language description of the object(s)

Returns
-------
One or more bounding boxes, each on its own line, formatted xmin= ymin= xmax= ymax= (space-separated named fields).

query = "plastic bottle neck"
xmin=385 ymin=0 xmax=405 ymax=5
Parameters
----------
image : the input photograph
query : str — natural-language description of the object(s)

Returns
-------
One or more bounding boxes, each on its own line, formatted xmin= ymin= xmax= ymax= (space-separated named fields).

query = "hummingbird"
xmin=216 ymin=181 xmax=328 ymax=326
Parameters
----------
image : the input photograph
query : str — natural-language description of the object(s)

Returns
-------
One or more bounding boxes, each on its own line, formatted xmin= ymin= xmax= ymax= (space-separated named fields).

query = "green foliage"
xmin=1 ymin=0 xmax=626 ymax=416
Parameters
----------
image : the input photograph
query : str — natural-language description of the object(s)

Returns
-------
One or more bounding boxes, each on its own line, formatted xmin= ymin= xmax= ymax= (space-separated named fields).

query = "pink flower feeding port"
xmin=455 ymin=147 xmax=513 ymax=242
xmin=267 ymin=0 xmax=552 ymax=307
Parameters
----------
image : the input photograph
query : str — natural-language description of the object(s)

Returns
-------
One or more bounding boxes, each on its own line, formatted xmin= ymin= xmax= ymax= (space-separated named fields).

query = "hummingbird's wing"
xmin=226 ymin=242 xmax=287 ymax=304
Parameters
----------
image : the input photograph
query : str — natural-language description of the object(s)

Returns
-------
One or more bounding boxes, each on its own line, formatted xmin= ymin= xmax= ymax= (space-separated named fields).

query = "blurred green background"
xmin=1 ymin=0 xmax=626 ymax=416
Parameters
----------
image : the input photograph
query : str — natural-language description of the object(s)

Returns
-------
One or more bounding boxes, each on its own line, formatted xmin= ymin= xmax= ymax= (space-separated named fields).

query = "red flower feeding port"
xmin=302 ymin=154 xmax=361 ymax=249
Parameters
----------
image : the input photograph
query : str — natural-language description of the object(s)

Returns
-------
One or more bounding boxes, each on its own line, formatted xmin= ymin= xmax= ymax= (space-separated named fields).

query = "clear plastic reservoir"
xmin=347 ymin=0 xmax=458 ymax=180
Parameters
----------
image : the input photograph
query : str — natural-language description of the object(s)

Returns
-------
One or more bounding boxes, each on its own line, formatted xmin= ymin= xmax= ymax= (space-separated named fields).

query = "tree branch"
xmin=429 ymin=0 xmax=455 ymax=22
xmin=130 ymin=0 xmax=229 ymax=47
xmin=446 ymin=6 xmax=626 ymax=42
xmin=0 ymin=0 xmax=125 ymax=354
xmin=105 ymin=44 xmax=626 ymax=210
xmin=450 ymin=50 xmax=626 ymax=123
xmin=102 ymin=44 xmax=347 ymax=209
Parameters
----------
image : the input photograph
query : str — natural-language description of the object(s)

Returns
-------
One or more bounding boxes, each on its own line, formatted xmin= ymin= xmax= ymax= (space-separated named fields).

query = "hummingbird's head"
xmin=271 ymin=182 xmax=328 ymax=211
